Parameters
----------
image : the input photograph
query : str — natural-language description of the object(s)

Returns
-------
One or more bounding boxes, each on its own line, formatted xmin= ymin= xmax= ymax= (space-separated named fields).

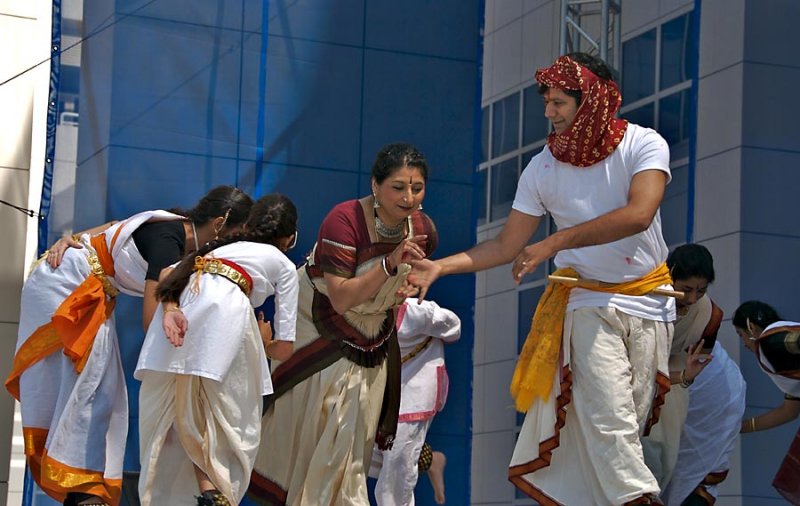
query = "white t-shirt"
xmin=513 ymin=123 xmax=675 ymax=322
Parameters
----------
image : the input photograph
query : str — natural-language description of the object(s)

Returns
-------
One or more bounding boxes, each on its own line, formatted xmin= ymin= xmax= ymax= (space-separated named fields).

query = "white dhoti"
xmin=509 ymin=307 xmax=671 ymax=506
xmin=14 ymin=251 xmax=127 ymax=504
xmin=662 ymin=341 xmax=745 ymax=505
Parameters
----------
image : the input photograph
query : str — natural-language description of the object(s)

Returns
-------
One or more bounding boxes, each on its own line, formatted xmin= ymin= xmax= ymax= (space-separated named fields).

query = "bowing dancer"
xmin=6 ymin=186 xmax=252 ymax=506
xmin=134 ymin=194 xmax=299 ymax=506
xmin=248 ymin=142 xmax=437 ymax=506
xmin=369 ymin=298 xmax=460 ymax=505
xmin=734 ymin=301 xmax=800 ymax=505
xmin=643 ymin=244 xmax=746 ymax=505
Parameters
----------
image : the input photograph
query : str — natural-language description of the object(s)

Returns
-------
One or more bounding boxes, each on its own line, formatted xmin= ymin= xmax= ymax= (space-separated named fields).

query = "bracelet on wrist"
xmin=164 ymin=306 xmax=182 ymax=314
xmin=381 ymin=255 xmax=396 ymax=277
xmin=679 ymin=369 xmax=693 ymax=388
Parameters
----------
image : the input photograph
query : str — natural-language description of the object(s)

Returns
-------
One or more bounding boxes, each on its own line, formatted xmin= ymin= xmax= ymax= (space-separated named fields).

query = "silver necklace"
xmin=190 ymin=222 xmax=200 ymax=251
xmin=374 ymin=212 xmax=405 ymax=240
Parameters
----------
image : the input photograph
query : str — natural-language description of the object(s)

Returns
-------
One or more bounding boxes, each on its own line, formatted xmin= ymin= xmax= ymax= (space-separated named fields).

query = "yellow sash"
xmin=510 ymin=263 xmax=672 ymax=412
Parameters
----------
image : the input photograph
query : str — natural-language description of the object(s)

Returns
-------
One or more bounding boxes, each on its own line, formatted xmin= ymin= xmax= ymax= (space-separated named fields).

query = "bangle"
xmin=381 ymin=255 xmax=395 ymax=277
xmin=679 ymin=369 xmax=693 ymax=388
xmin=264 ymin=339 xmax=277 ymax=358
xmin=749 ymin=417 xmax=757 ymax=433
xmin=164 ymin=306 xmax=182 ymax=314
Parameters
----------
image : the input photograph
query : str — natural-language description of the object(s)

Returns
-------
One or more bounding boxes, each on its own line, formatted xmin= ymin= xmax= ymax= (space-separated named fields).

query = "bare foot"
xmin=426 ymin=451 xmax=446 ymax=504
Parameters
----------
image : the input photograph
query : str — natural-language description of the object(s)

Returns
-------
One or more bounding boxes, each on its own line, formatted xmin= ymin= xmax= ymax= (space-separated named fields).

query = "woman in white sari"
xmin=733 ymin=301 xmax=800 ymax=505
xmin=644 ymin=244 xmax=746 ymax=505
xmin=136 ymin=194 xmax=299 ymax=506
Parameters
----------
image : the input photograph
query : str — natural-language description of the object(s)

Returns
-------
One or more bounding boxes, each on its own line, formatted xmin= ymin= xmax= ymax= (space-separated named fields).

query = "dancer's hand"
xmin=46 ymin=235 xmax=83 ymax=268
xmin=387 ymin=235 xmax=427 ymax=273
xmin=258 ymin=312 xmax=273 ymax=346
xmin=163 ymin=307 xmax=188 ymax=347
xmin=684 ymin=340 xmax=713 ymax=382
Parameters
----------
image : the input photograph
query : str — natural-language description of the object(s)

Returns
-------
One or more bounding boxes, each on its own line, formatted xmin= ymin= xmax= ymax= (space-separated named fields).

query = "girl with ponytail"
xmin=134 ymin=194 xmax=300 ymax=506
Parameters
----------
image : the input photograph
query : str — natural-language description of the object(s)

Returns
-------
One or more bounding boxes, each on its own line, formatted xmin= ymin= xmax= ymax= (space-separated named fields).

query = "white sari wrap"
xmin=135 ymin=242 xmax=299 ymax=505
xmin=642 ymin=296 xmax=713 ymax=486
xmin=14 ymin=210 xmax=181 ymax=504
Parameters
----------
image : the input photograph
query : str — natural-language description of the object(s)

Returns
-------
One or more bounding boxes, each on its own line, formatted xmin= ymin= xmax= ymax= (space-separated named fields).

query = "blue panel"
xmin=622 ymin=28 xmax=656 ymax=103
xmin=660 ymin=13 xmax=695 ymax=90
xmin=491 ymin=92 xmax=520 ymax=158
xmin=743 ymin=0 xmax=800 ymax=67
xmin=250 ymin=35 xmax=364 ymax=169
xmin=365 ymin=0 xmax=480 ymax=61
xmin=740 ymin=233 xmax=800 ymax=320
xmin=114 ymin=294 xmax=146 ymax=471
xmin=421 ymin=179 xmax=476 ymax=255
xmin=260 ymin=163 xmax=361 ymax=264
xmin=123 ymin=0 xmax=260 ymax=32
xmin=741 ymin=149 xmax=800 ymax=238
xmin=522 ymin=84 xmax=548 ymax=145
xmin=361 ymin=51 xmax=478 ymax=184
xmin=103 ymin=147 xmax=244 ymax=219
xmin=110 ymin=18 xmax=246 ymax=159
xmin=260 ymin=0 xmax=365 ymax=46
xmin=742 ymin=63 xmax=800 ymax=152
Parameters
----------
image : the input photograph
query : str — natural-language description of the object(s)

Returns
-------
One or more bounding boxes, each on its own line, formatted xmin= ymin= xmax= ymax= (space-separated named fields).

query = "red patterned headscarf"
xmin=535 ymin=55 xmax=628 ymax=167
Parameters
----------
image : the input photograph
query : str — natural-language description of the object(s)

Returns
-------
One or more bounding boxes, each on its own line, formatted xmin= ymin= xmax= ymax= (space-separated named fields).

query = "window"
xmin=622 ymin=28 xmax=657 ymax=102
xmin=522 ymin=84 xmax=548 ymax=145
xmin=492 ymin=93 xmax=520 ymax=158
xmin=479 ymin=86 xmax=548 ymax=225
xmin=490 ymin=157 xmax=519 ymax=221
xmin=620 ymin=11 xmax=696 ymax=156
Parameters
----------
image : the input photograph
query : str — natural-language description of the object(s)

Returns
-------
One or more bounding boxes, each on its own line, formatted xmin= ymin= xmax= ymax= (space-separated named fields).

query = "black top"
xmin=132 ymin=220 xmax=186 ymax=281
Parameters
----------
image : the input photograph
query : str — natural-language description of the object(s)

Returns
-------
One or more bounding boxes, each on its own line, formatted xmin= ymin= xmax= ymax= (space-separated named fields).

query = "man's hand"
xmin=405 ymin=258 xmax=443 ymax=301
xmin=511 ymin=241 xmax=556 ymax=283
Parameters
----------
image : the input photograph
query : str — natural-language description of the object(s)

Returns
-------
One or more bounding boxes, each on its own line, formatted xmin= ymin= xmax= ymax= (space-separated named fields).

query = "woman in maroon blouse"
xmin=249 ymin=143 xmax=438 ymax=505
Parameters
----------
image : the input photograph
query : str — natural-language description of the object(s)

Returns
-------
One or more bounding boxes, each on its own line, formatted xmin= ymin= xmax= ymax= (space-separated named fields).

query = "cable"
xmin=0 ymin=198 xmax=43 ymax=219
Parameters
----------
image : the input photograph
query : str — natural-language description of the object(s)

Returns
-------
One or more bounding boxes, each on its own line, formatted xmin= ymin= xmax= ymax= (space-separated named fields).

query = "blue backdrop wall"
xmin=64 ymin=1 xmax=482 ymax=505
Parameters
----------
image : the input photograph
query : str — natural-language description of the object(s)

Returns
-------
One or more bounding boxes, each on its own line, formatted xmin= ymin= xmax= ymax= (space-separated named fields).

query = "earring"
xmin=373 ymin=193 xmax=381 ymax=209
xmin=418 ymin=203 xmax=423 ymax=211
xmin=215 ymin=209 xmax=231 ymax=240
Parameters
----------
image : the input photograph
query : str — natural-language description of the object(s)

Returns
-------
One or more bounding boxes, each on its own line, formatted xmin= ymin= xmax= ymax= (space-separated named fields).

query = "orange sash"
xmin=6 ymin=231 xmax=120 ymax=400
xmin=510 ymin=263 xmax=672 ymax=412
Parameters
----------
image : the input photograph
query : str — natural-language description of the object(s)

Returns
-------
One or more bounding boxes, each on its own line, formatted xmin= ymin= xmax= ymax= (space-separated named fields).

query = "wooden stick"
xmin=547 ymin=274 xmax=684 ymax=299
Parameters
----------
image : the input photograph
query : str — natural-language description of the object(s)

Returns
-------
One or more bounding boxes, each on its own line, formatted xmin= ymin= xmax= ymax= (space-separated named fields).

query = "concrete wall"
xmin=0 ymin=1 xmax=52 ymax=504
